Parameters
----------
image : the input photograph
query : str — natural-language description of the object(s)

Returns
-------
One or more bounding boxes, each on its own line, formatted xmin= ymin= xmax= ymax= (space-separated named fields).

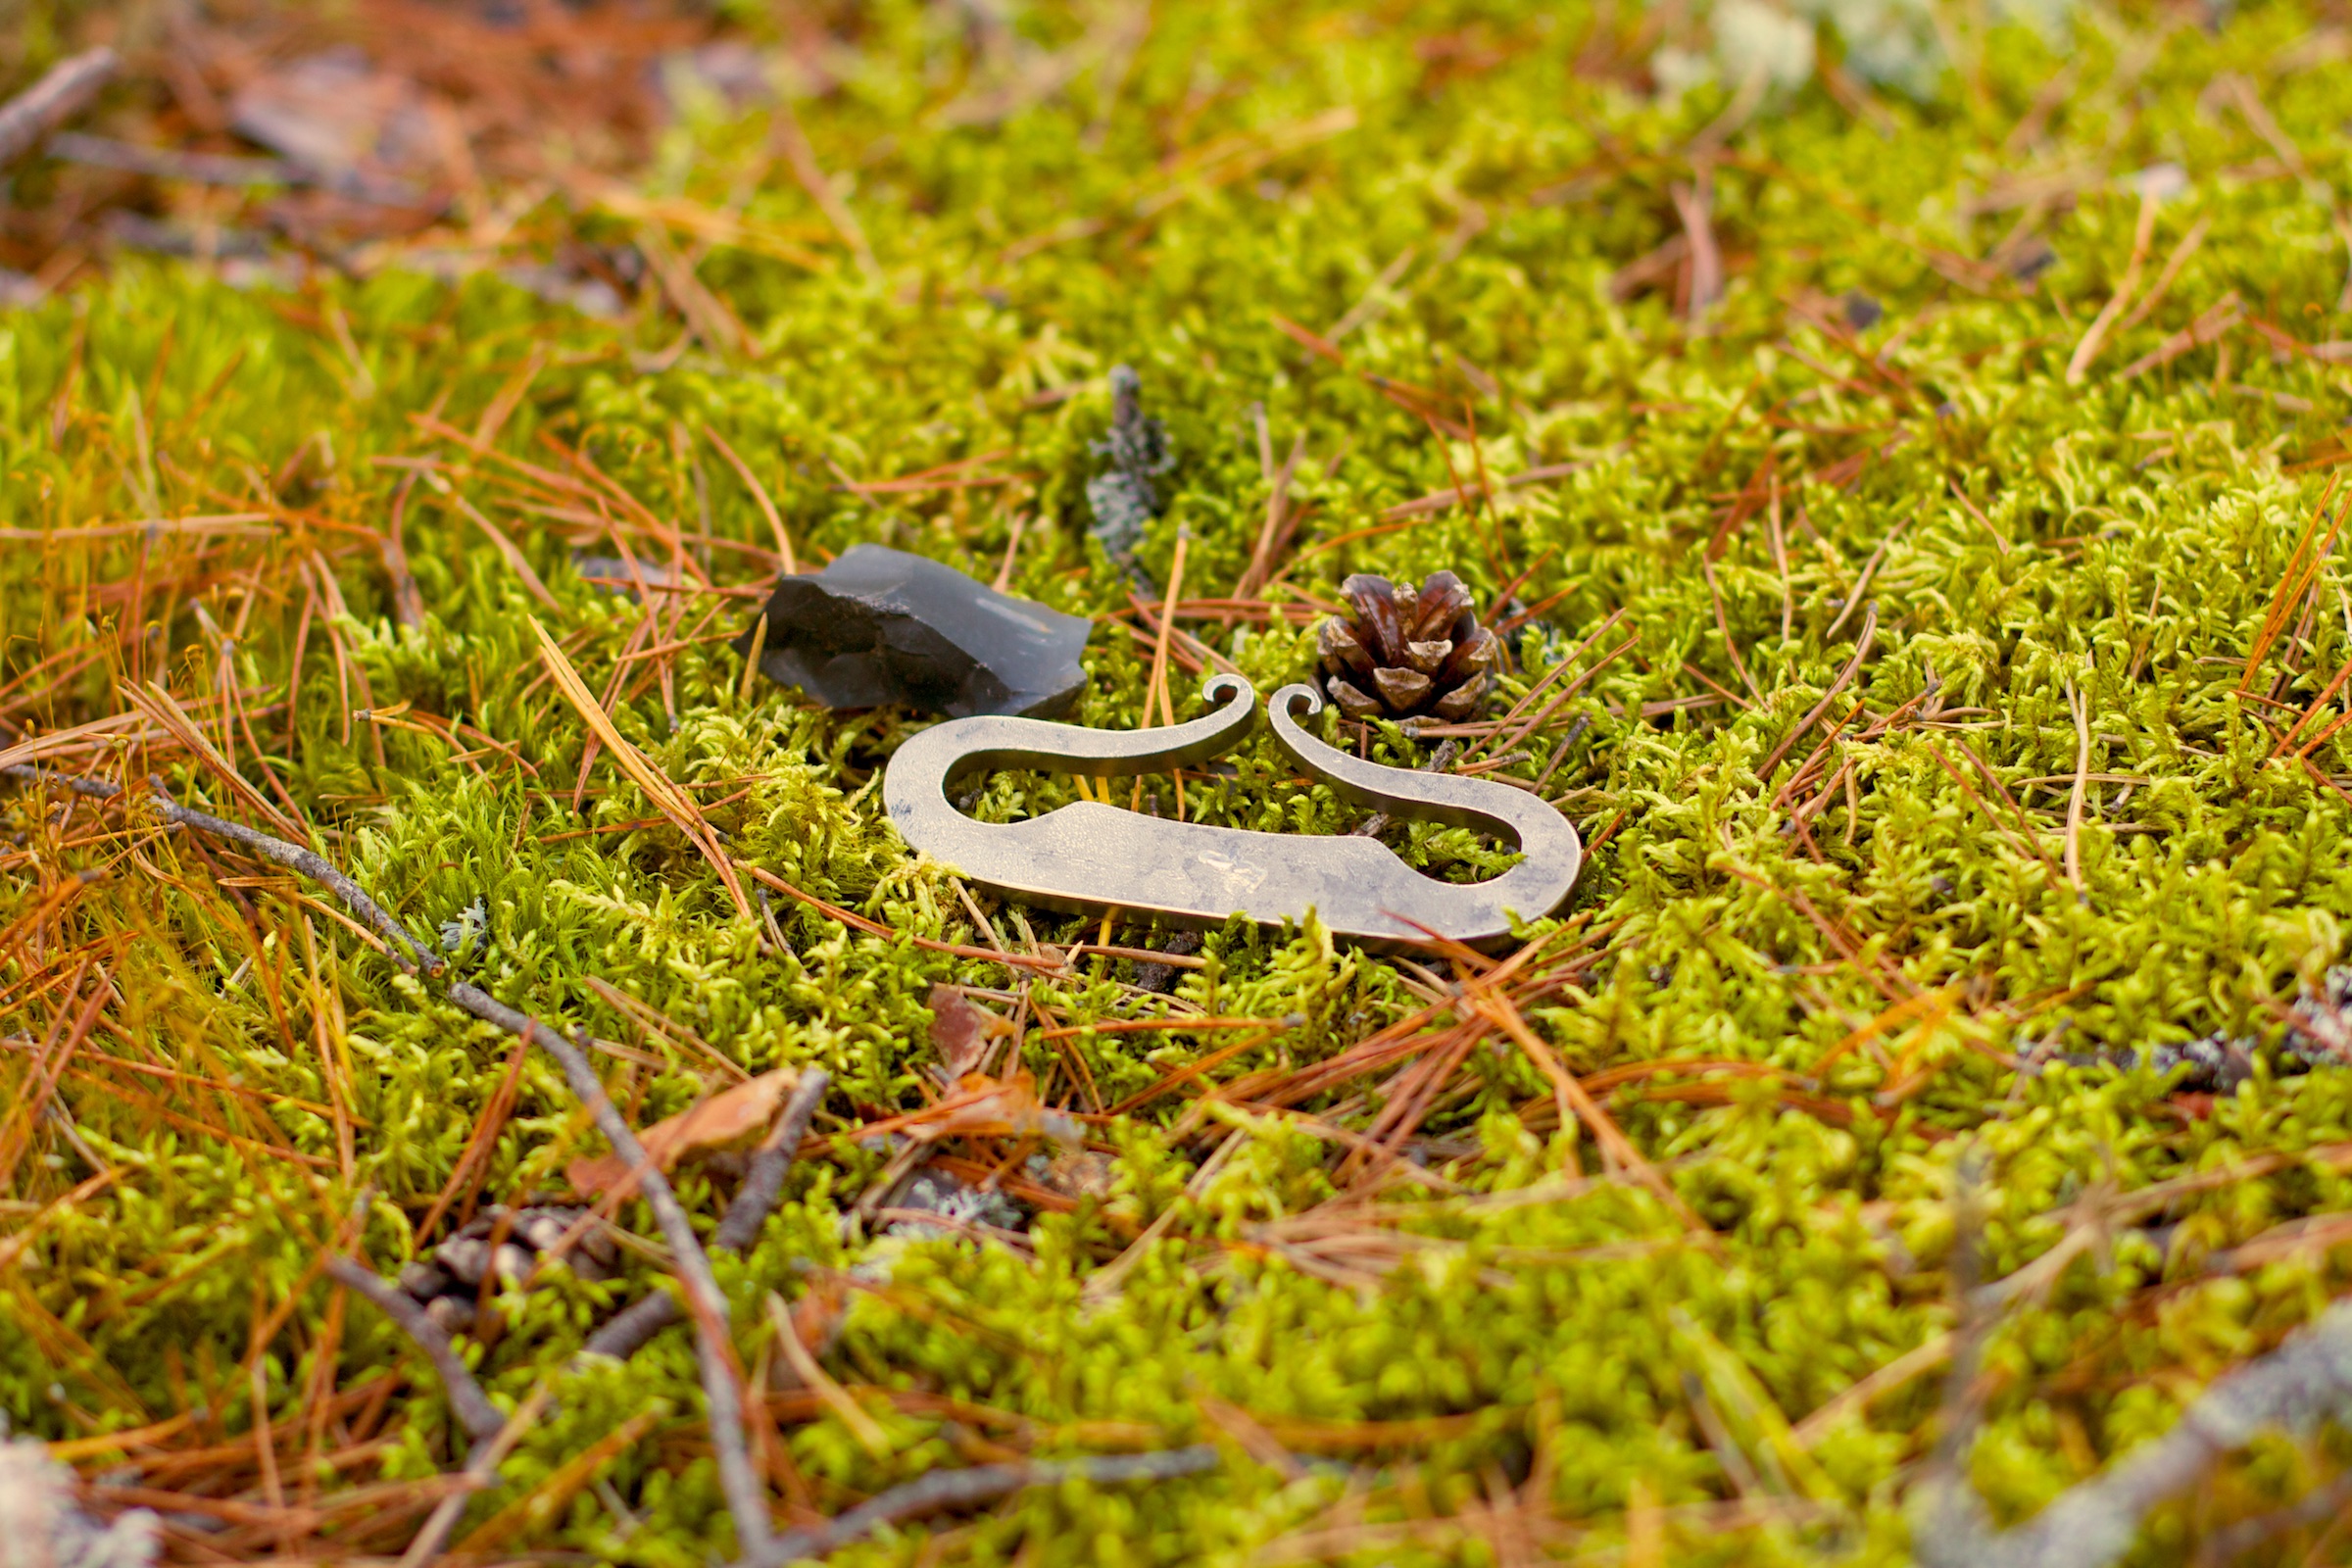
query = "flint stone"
xmin=733 ymin=544 xmax=1091 ymax=718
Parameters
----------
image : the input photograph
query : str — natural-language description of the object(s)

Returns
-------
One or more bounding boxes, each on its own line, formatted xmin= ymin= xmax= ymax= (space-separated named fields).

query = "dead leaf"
xmin=568 ymin=1067 xmax=797 ymax=1199
xmin=928 ymin=984 xmax=1007 ymax=1083
xmin=921 ymin=1069 xmax=1081 ymax=1148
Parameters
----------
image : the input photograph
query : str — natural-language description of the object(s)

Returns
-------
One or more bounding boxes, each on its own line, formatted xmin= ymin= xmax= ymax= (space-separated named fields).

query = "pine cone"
xmin=397 ymin=1203 xmax=617 ymax=1334
xmin=1316 ymin=571 xmax=1498 ymax=722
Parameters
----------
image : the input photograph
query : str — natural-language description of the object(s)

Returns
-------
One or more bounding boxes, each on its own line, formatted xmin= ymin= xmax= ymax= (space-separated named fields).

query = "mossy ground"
xmin=9 ymin=2 xmax=2352 ymax=1563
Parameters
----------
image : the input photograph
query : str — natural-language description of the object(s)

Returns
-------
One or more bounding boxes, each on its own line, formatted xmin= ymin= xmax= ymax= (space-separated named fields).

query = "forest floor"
xmin=9 ymin=1 xmax=2352 ymax=1564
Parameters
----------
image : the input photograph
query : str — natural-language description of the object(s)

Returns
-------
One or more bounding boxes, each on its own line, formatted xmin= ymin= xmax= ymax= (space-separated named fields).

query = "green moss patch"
xmin=9 ymin=2 xmax=2352 ymax=1562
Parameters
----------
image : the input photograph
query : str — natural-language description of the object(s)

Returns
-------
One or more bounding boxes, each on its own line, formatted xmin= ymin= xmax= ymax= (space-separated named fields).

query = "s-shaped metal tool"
xmin=883 ymin=674 xmax=1583 ymax=949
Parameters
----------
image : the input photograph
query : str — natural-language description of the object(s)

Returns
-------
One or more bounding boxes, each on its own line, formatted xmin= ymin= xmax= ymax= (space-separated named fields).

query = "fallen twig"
xmin=46 ymin=132 xmax=301 ymax=188
xmin=322 ymin=1256 xmax=505 ymax=1445
xmin=446 ymin=982 xmax=776 ymax=1563
xmin=717 ymin=1068 xmax=833 ymax=1251
xmin=397 ymin=1382 xmax=555 ymax=1568
xmin=0 ymin=47 xmax=120 ymax=170
xmin=1913 ymin=1297 xmax=2352 ymax=1568
xmin=582 ymin=1067 xmax=832 ymax=1361
xmin=762 ymin=1445 xmax=1221 ymax=1562
xmin=2193 ymin=1469 xmax=2352 ymax=1565
xmin=3 ymin=763 xmax=431 ymax=968
xmin=5 ymin=762 xmax=777 ymax=1566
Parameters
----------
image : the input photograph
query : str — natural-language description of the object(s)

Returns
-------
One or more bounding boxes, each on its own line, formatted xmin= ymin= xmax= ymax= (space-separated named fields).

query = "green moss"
xmin=9 ymin=1 xmax=2352 ymax=1562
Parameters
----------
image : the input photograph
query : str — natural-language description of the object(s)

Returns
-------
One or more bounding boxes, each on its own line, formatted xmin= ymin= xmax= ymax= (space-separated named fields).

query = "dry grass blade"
xmin=1145 ymin=527 xmax=1190 ymax=731
xmin=1755 ymin=604 xmax=1878 ymax=781
xmin=529 ymin=616 xmax=751 ymax=921
xmin=770 ymin=99 xmax=881 ymax=280
xmin=426 ymin=474 xmax=561 ymax=610
xmin=2241 ymin=475 xmax=2345 ymax=693
xmin=2065 ymin=190 xmax=2159 ymax=384
xmin=123 ymin=682 xmax=308 ymax=844
xmin=704 ymin=423 xmax=797 ymax=574
xmin=2116 ymin=213 xmax=2210 ymax=335
xmin=8 ymin=760 xmax=775 ymax=1560
xmin=1788 ymin=1332 xmax=1953 ymax=1448
xmin=1470 ymin=992 xmax=1705 ymax=1232
xmin=396 ymin=1382 xmax=556 ymax=1568
xmin=2119 ymin=291 xmax=2241 ymax=378
xmin=766 ymin=1292 xmax=891 ymax=1458
xmin=452 ymin=1405 xmax=665 ymax=1555
xmin=2063 ymin=675 xmax=2092 ymax=892
xmin=6 ymin=764 xmax=432 ymax=967
xmin=1671 ymin=169 xmax=1723 ymax=318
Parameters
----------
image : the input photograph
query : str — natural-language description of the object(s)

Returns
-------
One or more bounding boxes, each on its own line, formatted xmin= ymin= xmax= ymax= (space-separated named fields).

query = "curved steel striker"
xmin=882 ymin=675 xmax=1584 ymax=949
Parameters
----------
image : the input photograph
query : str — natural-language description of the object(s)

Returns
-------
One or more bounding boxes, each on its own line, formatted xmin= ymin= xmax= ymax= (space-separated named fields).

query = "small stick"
xmin=0 ymin=47 xmax=120 ymax=169
xmin=717 ymin=1068 xmax=832 ymax=1251
xmin=1914 ymin=1247 xmax=2352 ymax=1566
xmin=581 ymin=1068 xmax=832 ymax=1361
xmin=446 ymin=983 xmax=776 ymax=1565
xmin=47 ymin=132 xmax=302 ymax=187
xmin=398 ymin=1381 xmax=554 ymax=1568
xmin=2063 ymin=675 xmax=2092 ymax=894
xmin=4 ymin=763 xmax=775 ymax=1566
xmin=760 ymin=1446 xmax=1220 ymax=1563
xmin=322 ymin=1256 xmax=504 ymax=1445
xmin=3 ymin=764 xmax=432 ymax=970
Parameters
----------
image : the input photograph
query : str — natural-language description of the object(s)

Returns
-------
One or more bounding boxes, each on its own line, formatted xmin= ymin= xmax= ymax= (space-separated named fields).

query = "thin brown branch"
xmin=0 ymin=47 xmax=120 ymax=169
xmin=322 ymin=1257 xmax=504 ymax=1445
xmin=1915 ymin=1296 xmax=2352 ymax=1568
xmin=762 ymin=1446 xmax=1221 ymax=1563
xmin=582 ymin=1067 xmax=832 ymax=1361
xmin=5 ymin=764 xmax=433 ymax=970
xmin=4 ymin=762 xmax=775 ymax=1565
xmin=445 ymin=982 xmax=776 ymax=1564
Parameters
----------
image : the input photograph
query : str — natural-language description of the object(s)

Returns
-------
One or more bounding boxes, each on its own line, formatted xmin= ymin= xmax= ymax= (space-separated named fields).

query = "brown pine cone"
xmin=397 ymin=1203 xmax=618 ymax=1334
xmin=1316 ymin=570 xmax=1499 ymax=722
